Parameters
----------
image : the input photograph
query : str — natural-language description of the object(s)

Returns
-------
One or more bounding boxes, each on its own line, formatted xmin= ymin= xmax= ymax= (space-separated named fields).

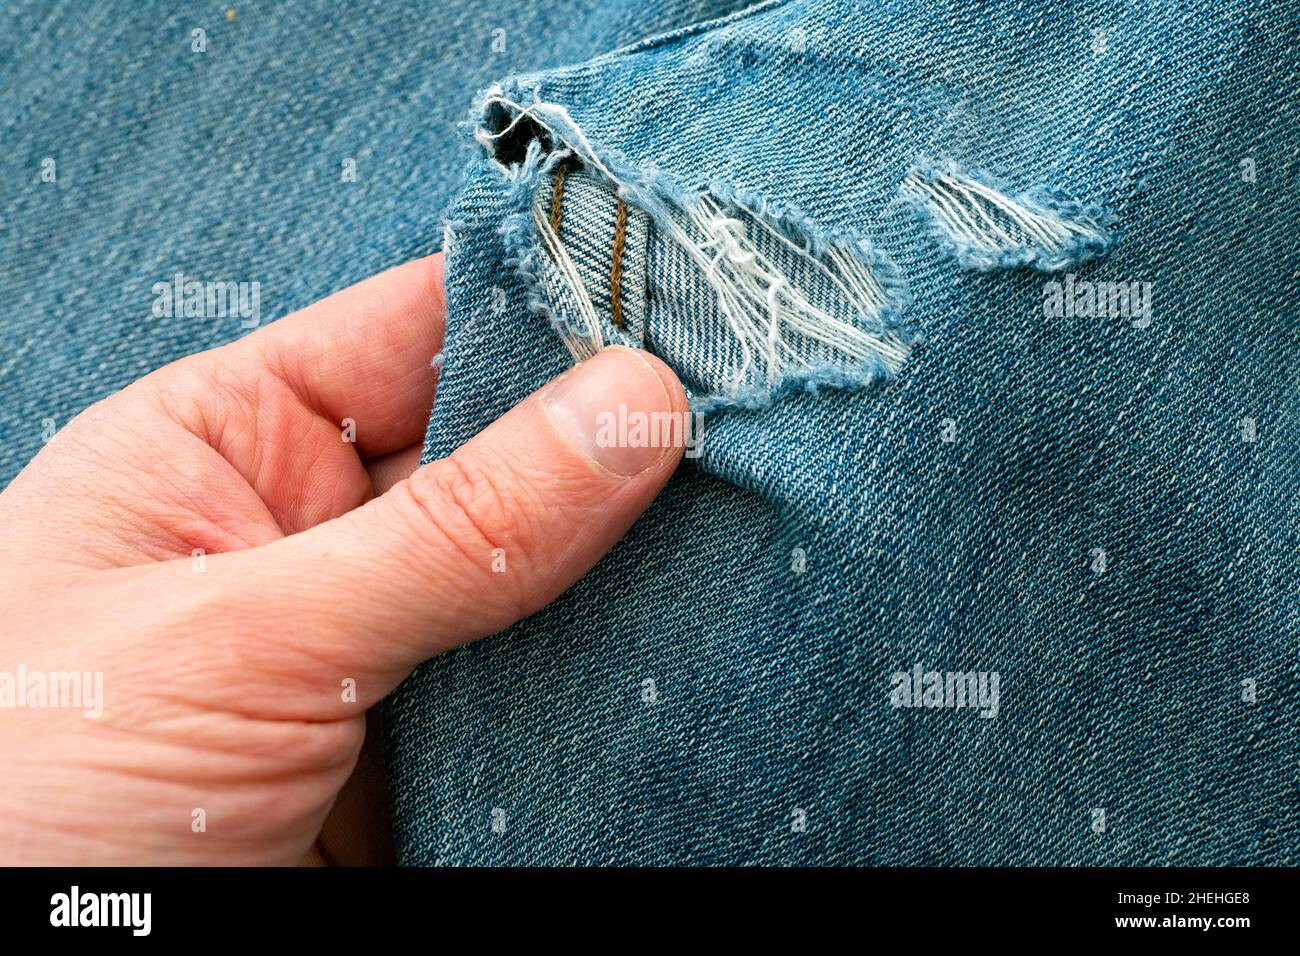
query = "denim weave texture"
xmin=386 ymin=0 xmax=1299 ymax=864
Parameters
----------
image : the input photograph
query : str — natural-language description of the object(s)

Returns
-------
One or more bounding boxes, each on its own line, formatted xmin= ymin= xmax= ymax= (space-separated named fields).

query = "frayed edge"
xmin=902 ymin=157 xmax=1116 ymax=272
xmin=488 ymin=137 xmax=601 ymax=359
xmin=477 ymin=81 xmax=917 ymax=413
xmin=687 ymin=354 xmax=901 ymax=414
xmin=529 ymin=194 xmax=606 ymax=360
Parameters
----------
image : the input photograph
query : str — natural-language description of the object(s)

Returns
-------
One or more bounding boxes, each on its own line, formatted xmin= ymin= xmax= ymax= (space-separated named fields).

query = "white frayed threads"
xmin=489 ymin=90 xmax=910 ymax=394
xmin=479 ymin=90 xmax=617 ymax=182
xmin=664 ymin=196 xmax=908 ymax=388
xmin=531 ymin=201 xmax=604 ymax=360
xmin=536 ymin=190 xmax=908 ymax=388
xmin=902 ymin=168 xmax=1101 ymax=257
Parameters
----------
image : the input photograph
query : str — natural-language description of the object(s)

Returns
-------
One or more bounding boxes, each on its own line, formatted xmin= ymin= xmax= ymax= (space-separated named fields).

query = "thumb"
xmin=213 ymin=345 xmax=690 ymax=709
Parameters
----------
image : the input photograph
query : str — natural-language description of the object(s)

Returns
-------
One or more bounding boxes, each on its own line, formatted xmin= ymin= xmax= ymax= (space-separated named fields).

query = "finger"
xmin=238 ymin=253 xmax=444 ymax=459
xmin=364 ymin=444 xmax=422 ymax=496
xmin=153 ymin=346 xmax=691 ymax=716
xmin=128 ymin=254 xmax=444 ymax=536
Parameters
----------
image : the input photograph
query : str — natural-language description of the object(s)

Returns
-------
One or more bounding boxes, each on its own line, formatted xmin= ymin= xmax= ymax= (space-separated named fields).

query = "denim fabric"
xmin=540 ymin=168 xmax=653 ymax=338
xmin=0 ymin=0 xmax=754 ymax=487
xmin=385 ymin=0 xmax=1299 ymax=863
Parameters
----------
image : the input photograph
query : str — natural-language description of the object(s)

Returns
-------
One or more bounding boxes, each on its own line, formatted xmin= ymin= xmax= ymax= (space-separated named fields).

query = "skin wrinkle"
xmin=32 ymin=426 xmax=248 ymax=567
xmin=157 ymin=364 xmax=294 ymax=538
xmin=9 ymin=717 xmax=356 ymax=805
xmin=265 ymin=421 xmax=353 ymax=530
xmin=50 ymin=739 xmax=354 ymax=791
xmin=136 ymin=427 xmax=277 ymax=555
xmin=70 ymin=717 xmax=365 ymax=782
xmin=137 ymin=460 xmax=273 ymax=558
xmin=241 ymin=378 xmax=344 ymax=531
xmin=125 ymin=576 xmax=375 ymax=718
xmin=7 ymin=765 xmax=341 ymax=863
xmin=183 ymin=357 xmax=370 ymax=535
xmin=396 ymin=454 xmax=537 ymax=623
xmin=87 ymin=709 xmax=363 ymax=766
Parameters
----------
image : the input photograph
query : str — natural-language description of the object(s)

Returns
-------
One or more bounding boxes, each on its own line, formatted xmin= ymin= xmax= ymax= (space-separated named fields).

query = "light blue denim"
xmin=386 ymin=0 xmax=1299 ymax=864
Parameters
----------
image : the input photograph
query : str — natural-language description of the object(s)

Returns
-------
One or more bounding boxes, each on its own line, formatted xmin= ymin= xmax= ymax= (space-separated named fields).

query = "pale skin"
xmin=0 ymin=254 xmax=686 ymax=864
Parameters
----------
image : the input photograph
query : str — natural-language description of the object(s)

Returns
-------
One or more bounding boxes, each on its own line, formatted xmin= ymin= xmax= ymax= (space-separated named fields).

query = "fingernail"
xmin=540 ymin=347 xmax=676 ymax=477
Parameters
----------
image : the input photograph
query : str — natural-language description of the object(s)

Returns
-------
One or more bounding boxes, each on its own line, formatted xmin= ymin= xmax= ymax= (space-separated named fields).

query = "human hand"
xmin=0 ymin=254 xmax=686 ymax=864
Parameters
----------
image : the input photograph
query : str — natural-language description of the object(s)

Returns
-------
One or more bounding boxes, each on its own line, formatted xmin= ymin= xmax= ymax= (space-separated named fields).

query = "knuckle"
xmin=396 ymin=449 xmax=539 ymax=595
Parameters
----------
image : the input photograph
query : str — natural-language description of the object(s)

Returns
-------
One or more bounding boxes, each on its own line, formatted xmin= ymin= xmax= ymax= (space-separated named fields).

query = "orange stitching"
xmin=548 ymin=165 xmax=568 ymax=238
xmin=610 ymin=198 xmax=629 ymax=329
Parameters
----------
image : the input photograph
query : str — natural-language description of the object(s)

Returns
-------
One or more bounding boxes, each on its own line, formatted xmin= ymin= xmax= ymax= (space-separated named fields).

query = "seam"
xmin=609 ymin=197 xmax=629 ymax=330
xmin=548 ymin=163 xmax=568 ymax=238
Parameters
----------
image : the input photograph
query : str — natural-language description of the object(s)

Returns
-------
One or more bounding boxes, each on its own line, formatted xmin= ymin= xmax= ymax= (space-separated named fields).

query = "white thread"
xmin=544 ymin=192 xmax=909 ymax=385
xmin=480 ymin=91 xmax=618 ymax=182
xmin=664 ymin=195 xmax=909 ymax=383
xmin=491 ymin=93 xmax=910 ymax=392
xmin=531 ymin=202 xmax=603 ymax=361
xmin=903 ymin=169 xmax=1102 ymax=255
